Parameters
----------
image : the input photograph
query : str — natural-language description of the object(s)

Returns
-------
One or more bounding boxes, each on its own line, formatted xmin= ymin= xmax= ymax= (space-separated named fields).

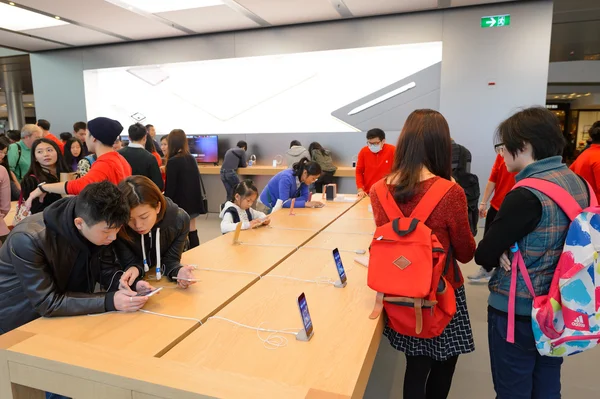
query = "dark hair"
xmin=37 ymin=119 xmax=51 ymax=131
xmin=64 ymin=138 xmax=84 ymax=166
xmin=144 ymin=133 xmax=157 ymax=153
xmin=75 ymin=181 xmax=129 ymax=229
xmin=232 ymin=179 xmax=258 ymax=202
xmin=589 ymin=121 xmax=600 ymax=143
xmin=73 ymin=121 xmax=87 ymax=132
xmin=60 ymin=132 xmax=72 ymax=142
xmin=26 ymin=138 xmax=71 ymax=182
xmin=7 ymin=130 xmax=21 ymax=142
xmin=145 ymin=124 xmax=154 ymax=131
xmin=118 ymin=176 xmax=167 ymax=223
xmin=290 ymin=140 xmax=301 ymax=148
xmin=392 ymin=109 xmax=452 ymax=203
xmin=0 ymin=137 xmax=16 ymax=183
xmin=366 ymin=128 xmax=385 ymax=141
xmin=160 ymin=135 xmax=168 ymax=142
xmin=308 ymin=142 xmax=325 ymax=156
xmin=292 ymin=157 xmax=322 ymax=178
xmin=495 ymin=107 xmax=565 ymax=161
xmin=128 ymin=123 xmax=147 ymax=142
xmin=167 ymin=129 xmax=190 ymax=159
xmin=237 ymin=140 xmax=247 ymax=150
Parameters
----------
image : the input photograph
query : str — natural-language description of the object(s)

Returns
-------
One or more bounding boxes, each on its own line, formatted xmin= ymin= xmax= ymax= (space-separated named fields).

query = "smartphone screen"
xmin=136 ymin=287 xmax=163 ymax=297
xmin=332 ymin=248 xmax=347 ymax=284
xmin=297 ymin=292 xmax=314 ymax=338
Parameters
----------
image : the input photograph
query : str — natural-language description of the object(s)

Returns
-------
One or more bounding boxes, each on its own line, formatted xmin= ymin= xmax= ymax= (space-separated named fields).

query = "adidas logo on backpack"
xmin=367 ymin=178 xmax=459 ymax=338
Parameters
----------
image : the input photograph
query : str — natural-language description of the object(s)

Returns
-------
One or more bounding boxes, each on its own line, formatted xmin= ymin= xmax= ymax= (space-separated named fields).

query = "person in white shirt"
xmin=219 ymin=180 xmax=270 ymax=234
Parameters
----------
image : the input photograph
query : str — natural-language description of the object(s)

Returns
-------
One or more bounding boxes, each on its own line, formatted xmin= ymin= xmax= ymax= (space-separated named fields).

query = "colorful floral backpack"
xmin=507 ymin=178 xmax=600 ymax=357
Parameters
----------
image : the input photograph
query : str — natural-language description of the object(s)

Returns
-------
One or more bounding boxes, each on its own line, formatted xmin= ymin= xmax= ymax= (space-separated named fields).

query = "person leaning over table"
xmin=115 ymin=176 xmax=196 ymax=290
xmin=23 ymin=117 xmax=132 ymax=210
xmin=258 ymin=157 xmax=323 ymax=213
xmin=0 ymin=181 xmax=156 ymax=336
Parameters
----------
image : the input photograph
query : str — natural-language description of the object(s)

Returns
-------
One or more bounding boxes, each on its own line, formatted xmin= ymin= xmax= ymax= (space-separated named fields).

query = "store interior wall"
xmin=29 ymin=0 xmax=553 ymax=214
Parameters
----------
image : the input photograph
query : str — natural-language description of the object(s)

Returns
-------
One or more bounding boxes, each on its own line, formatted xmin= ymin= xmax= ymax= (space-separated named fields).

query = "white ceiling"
xmin=0 ymin=0 xmax=521 ymax=52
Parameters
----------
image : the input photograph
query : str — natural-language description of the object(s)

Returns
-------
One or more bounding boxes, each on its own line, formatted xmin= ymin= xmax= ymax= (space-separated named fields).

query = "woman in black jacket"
xmin=164 ymin=129 xmax=205 ymax=249
xmin=21 ymin=138 xmax=70 ymax=215
xmin=116 ymin=175 xmax=196 ymax=288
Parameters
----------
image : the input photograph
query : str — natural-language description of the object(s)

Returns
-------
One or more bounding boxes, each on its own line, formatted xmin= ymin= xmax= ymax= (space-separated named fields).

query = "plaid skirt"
xmin=383 ymin=285 xmax=475 ymax=361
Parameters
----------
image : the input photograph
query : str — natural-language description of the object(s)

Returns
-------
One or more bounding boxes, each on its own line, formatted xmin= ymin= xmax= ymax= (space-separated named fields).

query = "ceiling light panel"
xmin=0 ymin=3 xmax=68 ymax=31
xmin=111 ymin=0 xmax=222 ymax=13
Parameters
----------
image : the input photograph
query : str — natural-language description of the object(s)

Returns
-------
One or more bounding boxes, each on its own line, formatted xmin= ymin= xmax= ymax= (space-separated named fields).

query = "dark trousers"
xmin=314 ymin=171 xmax=335 ymax=193
xmin=220 ymin=169 xmax=240 ymax=202
xmin=403 ymin=355 xmax=459 ymax=399
xmin=484 ymin=206 xmax=498 ymax=235
xmin=488 ymin=309 xmax=562 ymax=399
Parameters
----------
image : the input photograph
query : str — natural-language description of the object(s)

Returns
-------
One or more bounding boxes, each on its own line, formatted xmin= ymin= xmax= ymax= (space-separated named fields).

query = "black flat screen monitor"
xmin=187 ymin=135 xmax=218 ymax=163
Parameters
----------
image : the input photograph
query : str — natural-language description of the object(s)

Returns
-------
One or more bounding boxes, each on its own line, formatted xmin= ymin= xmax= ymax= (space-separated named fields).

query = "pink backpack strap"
xmin=507 ymin=243 xmax=536 ymax=343
xmin=373 ymin=179 xmax=405 ymax=221
xmin=513 ymin=178 xmax=591 ymax=221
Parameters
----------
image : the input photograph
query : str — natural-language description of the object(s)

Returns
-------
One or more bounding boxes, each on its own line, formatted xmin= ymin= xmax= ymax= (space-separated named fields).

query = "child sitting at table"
xmin=219 ymin=180 xmax=270 ymax=234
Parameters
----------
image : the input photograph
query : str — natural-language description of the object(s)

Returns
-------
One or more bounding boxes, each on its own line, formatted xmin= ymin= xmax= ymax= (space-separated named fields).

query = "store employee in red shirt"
xmin=24 ymin=117 xmax=132 ymax=209
xmin=355 ymin=128 xmax=395 ymax=198
xmin=569 ymin=121 xmax=600 ymax=199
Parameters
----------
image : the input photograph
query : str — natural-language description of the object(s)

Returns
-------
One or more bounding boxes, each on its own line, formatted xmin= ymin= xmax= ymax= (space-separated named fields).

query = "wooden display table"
xmin=163 ymin=200 xmax=380 ymax=398
xmin=199 ymin=164 xmax=356 ymax=177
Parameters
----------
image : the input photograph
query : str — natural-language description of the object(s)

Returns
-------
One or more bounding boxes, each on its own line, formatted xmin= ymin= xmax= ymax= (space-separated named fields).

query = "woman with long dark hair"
xmin=64 ymin=137 xmax=84 ymax=172
xmin=258 ymin=157 xmax=323 ymax=212
xmin=20 ymin=138 xmax=70 ymax=215
xmin=0 ymin=136 xmax=21 ymax=200
xmin=369 ymin=109 xmax=476 ymax=399
xmin=144 ymin=133 xmax=162 ymax=166
xmin=164 ymin=129 xmax=205 ymax=249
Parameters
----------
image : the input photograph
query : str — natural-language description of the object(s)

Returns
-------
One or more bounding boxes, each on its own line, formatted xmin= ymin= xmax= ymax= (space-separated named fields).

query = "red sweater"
xmin=355 ymin=143 xmax=395 ymax=193
xmin=66 ymin=151 xmax=132 ymax=195
xmin=488 ymin=154 xmax=517 ymax=211
xmin=370 ymin=177 xmax=476 ymax=286
xmin=45 ymin=132 xmax=64 ymax=153
xmin=570 ymin=144 xmax=600 ymax=200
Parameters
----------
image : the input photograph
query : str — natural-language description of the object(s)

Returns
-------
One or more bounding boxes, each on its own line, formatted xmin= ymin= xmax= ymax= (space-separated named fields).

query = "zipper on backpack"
xmin=551 ymin=334 xmax=600 ymax=349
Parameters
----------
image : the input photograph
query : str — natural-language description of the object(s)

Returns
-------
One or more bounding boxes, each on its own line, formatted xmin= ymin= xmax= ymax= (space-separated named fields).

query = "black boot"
xmin=188 ymin=230 xmax=200 ymax=249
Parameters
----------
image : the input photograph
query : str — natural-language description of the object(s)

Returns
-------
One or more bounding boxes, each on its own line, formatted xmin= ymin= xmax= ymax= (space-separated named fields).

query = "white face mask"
xmin=368 ymin=143 xmax=382 ymax=154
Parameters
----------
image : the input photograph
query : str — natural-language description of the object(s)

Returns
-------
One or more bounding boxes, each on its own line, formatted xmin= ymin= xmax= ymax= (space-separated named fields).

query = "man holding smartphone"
xmin=0 ymin=181 xmax=155 ymax=336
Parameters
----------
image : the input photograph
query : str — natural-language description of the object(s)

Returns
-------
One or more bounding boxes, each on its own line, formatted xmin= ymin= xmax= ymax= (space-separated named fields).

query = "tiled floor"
xmin=195 ymin=217 xmax=600 ymax=398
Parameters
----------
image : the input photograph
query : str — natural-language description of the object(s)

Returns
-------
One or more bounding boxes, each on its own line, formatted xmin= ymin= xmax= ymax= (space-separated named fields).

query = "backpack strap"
xmin=507 ymin=243 xmax=536 ymax=344
xmin=246 ymin=209 xmax=253 ymax=222
xmin=513 ymin=178 xmax=597 ymax=221
xmin=224 ymin=207 xmax=241 ymax=224
xmin=409 ymin=178 xmax=455 ymax=222
xmin=373 ymin=179 xmax=405 ymax=220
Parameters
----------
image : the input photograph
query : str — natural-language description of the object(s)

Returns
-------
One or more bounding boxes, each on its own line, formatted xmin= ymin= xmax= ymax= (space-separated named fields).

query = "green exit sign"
xmin=481 ymin=14 xmax=511 ymax=28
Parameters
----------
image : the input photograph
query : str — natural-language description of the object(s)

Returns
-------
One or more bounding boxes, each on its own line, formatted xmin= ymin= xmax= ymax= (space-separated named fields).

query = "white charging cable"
xmin=138 ymin=309 xmax=203 ymax=324
xmin=263 ymin=274 xmax=337 ymax=286
xmin=186 ymin=265 xmax=263 ymax=279
xmin=208 ymin=316 xmax=301 ymax=350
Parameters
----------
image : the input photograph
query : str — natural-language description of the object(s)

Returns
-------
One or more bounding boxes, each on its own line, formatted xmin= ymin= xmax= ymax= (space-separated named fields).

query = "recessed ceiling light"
xmin=586 ymin=93 xmax=592 ymax=96
xmin=8 ymin=2 xmax=15 ymax=5
xmin=54 ymin=16 xmax=60 ymax=20
xmin=110 ymin=0 xmax=223 ymax=13
xmin=554 ymin=96 xmax=559 ymax=99
xmin=577 ymin=95 xmax=582 ymax=98
xmin=0 ymin=3 xmax=68 ymax=31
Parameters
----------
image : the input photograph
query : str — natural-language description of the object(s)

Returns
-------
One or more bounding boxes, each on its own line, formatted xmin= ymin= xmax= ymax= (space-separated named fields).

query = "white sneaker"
xmin=467 ymin=267 xmax=492 ymax=284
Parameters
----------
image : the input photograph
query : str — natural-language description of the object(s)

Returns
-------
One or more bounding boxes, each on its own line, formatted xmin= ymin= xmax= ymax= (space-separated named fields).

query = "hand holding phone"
xmin=136 ymin=287 xmax=163 ymax=297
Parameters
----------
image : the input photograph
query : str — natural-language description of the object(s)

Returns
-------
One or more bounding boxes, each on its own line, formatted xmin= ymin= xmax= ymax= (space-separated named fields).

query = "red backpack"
xmin=368 ymin=178 xmax=458 ymax=338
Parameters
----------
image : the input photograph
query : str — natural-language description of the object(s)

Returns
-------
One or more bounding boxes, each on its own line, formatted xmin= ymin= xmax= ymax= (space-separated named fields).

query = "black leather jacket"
xmin=0 ymin=197 xmax=121 ymax=335
xmin=114 ymin=198 xmax=190 ymax=280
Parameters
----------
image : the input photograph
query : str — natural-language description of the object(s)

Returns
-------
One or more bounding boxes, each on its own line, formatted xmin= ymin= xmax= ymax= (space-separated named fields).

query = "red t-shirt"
xmin=66 ymin=151 xmax=132 ymax=195
xmin=45 ymin=132 xmax=64 ymax=153
xmin=355 ymin=143 xmax=395 ymax=193
xmin=489 ymin=154 xmax=517 ymax=211
xmin=570 ymin=144 xmax=600 ymax=200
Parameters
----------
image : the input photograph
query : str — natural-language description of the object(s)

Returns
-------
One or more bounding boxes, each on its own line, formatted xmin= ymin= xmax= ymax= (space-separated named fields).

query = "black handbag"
xmin=198 ymin=172 xmax=208 ymax=214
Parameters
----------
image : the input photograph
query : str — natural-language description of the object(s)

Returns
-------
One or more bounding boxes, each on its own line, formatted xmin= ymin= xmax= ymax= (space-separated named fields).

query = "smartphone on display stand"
xmin=136 ymin=287 xmax=163 ymax=297
xmin=332 ymin=248 xmax=347 ymax=288
xmin=296 ymin=292 xmax=314 ymax=341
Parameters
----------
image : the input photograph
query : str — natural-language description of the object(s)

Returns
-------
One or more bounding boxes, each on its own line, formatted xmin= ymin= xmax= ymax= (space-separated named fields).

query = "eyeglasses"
xmin=494 ymin=143 xmax=505 ymax=155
